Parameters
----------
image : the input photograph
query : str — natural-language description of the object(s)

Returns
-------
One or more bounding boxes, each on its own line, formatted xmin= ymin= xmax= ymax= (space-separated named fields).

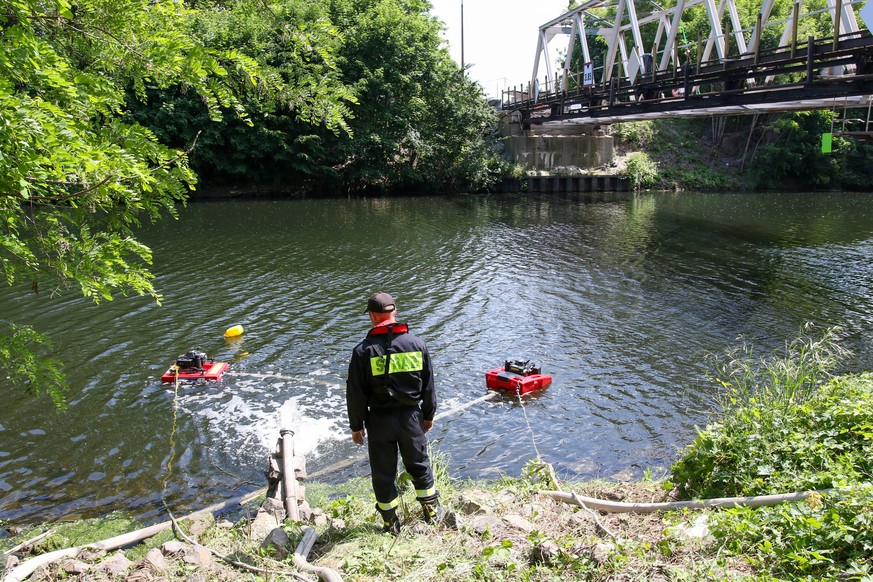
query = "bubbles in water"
xmin=177 ymin=375 xmax=348 ymax=467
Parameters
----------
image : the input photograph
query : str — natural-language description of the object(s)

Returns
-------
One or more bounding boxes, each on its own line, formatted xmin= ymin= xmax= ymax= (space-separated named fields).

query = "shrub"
xmin=711 ymin=484 xmax=873 ymax=580
xmin=621 ymin=152 xmax=659 ymax=190
xmin=612 ymin=121 xmax=655 ymax=148
xmin=671 ymin=325 xmax=873 ymax=580
xmin=670 ymin=325 xmax=867 ymax=499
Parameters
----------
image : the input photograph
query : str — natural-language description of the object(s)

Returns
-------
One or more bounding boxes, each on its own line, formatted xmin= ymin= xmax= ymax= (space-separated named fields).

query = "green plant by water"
xmin=670 ymin=324 xmax=873 ymax=580
xmin=621 ymin=152 xmax=660 ymax=190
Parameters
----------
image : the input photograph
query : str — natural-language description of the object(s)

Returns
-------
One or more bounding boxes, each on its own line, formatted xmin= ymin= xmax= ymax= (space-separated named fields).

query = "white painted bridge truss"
xmin=530 ymin=0 xmax=869 ymax=93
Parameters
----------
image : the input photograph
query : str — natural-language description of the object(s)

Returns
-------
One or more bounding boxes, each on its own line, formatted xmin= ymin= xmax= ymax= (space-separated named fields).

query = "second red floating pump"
xmin=485 ymin=359 xmax=552 ymax=395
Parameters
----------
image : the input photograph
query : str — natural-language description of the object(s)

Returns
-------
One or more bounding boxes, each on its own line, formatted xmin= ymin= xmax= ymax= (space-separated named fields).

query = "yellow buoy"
xmin=224 ymin=324 xmax=244 ymax=338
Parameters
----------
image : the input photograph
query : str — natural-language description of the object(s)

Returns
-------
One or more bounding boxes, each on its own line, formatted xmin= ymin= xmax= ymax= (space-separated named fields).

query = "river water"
xmin=1 ymin=191 xmax=872 ymax=526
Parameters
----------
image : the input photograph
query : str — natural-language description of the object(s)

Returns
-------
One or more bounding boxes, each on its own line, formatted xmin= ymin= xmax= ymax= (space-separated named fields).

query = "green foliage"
xmin=613 ymin=121 xmax=655 ymax=149
xmin=127 ymin=0 xmax=504 ymax=194
xmin=747 ymin=110 xmax=873 ymax=190
xmin=667 ymin=321 xmax=873 ymax=580
xmin=0 ymin=324 xmax=67 ymax=409
xmin=633 ymin=118 xmax=743 ymax=191
xmin=710 ymin=324 xmax=850 ymax=412
xmin=796 ymin=0 xmax=842 ymax=41
xmin=670 ymin=325 xmax=868 ymax=499
xmin=1 ymin=0 xmax=264 ymax=406
xmin=322 ymin=0 xmax=505 ymax=193
xmin=711 ymin=486 xmax=873 ymax=580
xmin=28 ymin=511 xmax=142 ymax=554
xmin=306 ymin=476 xmax=373 ymax=524
xmin=621 ymin=152 xmax=659 ymax=190
xmin=676 ymin=0 xmax=794 ymax=64
xmin=495 ymin=458 xmax=561 ymax=497
xmin=21 ymin=453 xmax=873 ymax=579
xmin=563 ymin=31 xmax=608 ymax=90
xmin=671 ymin=167 xmax=731 ymax=190
xmin=475 ymin=539 xmax=515 ymax=578
xmin=127 ymin=0 xmax=358 ymax=190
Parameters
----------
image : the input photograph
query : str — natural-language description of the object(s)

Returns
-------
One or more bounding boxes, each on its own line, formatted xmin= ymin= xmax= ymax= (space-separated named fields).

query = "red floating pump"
xmin=486 ymin=359 xmax=552 ymax=395
xmin=161 ymin=348 xmax=229 ymax=383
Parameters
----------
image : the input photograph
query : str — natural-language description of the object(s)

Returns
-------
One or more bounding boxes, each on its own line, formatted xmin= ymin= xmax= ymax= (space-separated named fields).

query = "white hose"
xmin=292 ymin=527 xmax=343 ymax=582
xmin=308 ymin=391 xmax=498 ymax=479
xmin=541 ymin=483 xmax=869 ymax=513
xmin=3 ymin=494 xmax=246 ymax=582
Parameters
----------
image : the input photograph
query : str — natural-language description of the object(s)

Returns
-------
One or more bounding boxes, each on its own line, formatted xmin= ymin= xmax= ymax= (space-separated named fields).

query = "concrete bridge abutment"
xmin=499 ymin=112 xmax=614 ymax=173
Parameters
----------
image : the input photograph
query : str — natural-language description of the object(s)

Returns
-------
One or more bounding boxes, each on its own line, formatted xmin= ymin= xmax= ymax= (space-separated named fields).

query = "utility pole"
xmin=461 ymin=0 xmax=465 ymax=72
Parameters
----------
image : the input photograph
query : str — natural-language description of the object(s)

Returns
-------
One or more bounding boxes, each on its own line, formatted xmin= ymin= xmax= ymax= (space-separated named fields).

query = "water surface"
xmin=1 ymin=191 xmax=871 ymax=525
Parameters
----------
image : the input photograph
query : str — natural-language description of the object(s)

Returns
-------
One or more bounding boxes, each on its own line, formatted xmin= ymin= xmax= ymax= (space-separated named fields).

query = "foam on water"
xmin=176 ymin=375 xmax=348 ymax=468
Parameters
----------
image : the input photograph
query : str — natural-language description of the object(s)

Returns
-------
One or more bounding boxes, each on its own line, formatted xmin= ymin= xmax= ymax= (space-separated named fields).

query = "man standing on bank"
xmin=346 ymin=292 xmax=442 ymax=534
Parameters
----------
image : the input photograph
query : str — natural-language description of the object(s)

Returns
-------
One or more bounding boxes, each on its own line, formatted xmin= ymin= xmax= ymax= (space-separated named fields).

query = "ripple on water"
xmin=1 ymin=193 xmax=872 ymax=524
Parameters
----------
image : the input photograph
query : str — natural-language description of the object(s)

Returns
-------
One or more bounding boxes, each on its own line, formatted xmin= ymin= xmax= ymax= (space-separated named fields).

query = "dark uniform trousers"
xmin=366 ymin=407 xmax=434 ymax=503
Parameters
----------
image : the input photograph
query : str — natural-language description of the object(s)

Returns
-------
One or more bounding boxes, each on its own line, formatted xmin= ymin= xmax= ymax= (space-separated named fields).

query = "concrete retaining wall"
xmin=505 ymin=134 xmax=615 ymax=171
xmin=526 ymin=174 xmax=629 ymax=192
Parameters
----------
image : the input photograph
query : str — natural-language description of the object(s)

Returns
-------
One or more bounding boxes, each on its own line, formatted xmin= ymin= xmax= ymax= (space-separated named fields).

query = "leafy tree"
xmin=126 ymin=0 xmax=358 ymax=191
xmin=129 ymin=0 xmax=502 ymax=195
xmin=747 ymin=110 xmax=873 ymax=190
xmin=323 ymin=0 xmax=505 ymax=192
xmin=413 ymin=57 xmax=508 ymax=192
xmin=0 ymin=0 xmax=265 ymax=406
xmin=2 ymin=0 xmax=504 ymax=406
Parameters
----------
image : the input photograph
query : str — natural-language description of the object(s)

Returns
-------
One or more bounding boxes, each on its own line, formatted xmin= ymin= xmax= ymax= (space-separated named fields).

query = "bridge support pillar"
xmin=499 ymin=112 xmax=614 ymax=172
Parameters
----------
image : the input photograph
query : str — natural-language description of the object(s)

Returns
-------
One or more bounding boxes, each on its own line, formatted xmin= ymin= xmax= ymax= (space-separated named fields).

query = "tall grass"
xmin=708 ymin=323 xmax=850 ymax=414
xmin=671 ymin=325 xmax=873 ymax=579
xmin=672 ymin=324 xmax=858 ymax=499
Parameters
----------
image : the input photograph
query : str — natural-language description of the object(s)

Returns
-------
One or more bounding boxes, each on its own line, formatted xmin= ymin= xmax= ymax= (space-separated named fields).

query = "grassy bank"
xmin=612 ymin=112 xmax=873 ymax=192
xmin=2 ymin=468 xmax=759 ymax=581
xmin=612 ymin=119 xmax=750 ymax=191
xmin=3 ymin=327 xmax=871 ymax=581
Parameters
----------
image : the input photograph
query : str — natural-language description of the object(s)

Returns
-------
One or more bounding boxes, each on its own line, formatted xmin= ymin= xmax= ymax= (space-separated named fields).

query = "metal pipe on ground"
xmin=280 ymin=428 xmax=300 ymax=521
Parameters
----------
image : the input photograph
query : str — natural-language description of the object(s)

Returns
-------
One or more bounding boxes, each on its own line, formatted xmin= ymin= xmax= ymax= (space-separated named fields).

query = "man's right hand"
xmin=352 ymin=429 xmax=365 ymax=446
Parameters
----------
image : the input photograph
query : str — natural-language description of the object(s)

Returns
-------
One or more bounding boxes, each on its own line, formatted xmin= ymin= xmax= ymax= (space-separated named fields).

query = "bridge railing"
xmin=504 ymin=30 xmax=873 ymax=125
xmin=517 ymin=0 xmax=869 ymax=119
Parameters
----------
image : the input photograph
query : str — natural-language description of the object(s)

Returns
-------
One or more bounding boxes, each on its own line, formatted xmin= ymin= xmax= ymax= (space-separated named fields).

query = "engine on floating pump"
xmin=175 ymin=348 xmax=210 ymax=371
xmin=504 ymin=359 xmax=541 ymax=376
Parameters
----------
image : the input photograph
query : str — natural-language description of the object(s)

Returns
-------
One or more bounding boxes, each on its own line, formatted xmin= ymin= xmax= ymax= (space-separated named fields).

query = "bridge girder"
xmin=529 ymin=0 xmax=867 ymax=94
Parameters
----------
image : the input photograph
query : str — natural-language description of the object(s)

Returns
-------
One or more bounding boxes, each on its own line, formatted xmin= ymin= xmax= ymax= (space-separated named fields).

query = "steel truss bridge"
xmin=506 ymin=0 xmax=873 ymax=129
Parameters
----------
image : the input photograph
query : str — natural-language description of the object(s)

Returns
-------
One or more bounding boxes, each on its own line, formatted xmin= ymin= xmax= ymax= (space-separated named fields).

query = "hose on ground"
xmin=3 ymin=494 xmax=246 ymax=582
xmin=293 ymin=527 xmax=343 ymax=582
xmin=541 ymin=483 xmax=870 ymax=514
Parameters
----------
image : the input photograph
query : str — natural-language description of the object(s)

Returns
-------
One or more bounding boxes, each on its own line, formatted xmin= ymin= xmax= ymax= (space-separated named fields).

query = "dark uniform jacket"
xmin=346 ymin=322 xmax=436 ymax=433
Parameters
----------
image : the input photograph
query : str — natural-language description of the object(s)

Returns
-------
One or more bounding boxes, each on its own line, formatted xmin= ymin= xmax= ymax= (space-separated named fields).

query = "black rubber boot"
xmin=418 ymin=494 xmax=444 ymax=525
xmin=375 ymin=504 xmax=401 ymax=535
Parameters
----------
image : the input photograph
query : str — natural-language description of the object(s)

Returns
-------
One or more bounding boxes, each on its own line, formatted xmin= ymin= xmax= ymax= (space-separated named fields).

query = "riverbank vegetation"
xmin=124 ymin=0 xmax=507 ymax=196
xmin=612 ymin=112 xmax=873 ymax=192
xmin=3 ymin=326 xmax=870 ymax=580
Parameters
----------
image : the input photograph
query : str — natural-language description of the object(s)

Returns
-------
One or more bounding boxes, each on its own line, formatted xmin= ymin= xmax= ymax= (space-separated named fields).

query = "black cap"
xmin=364 ymin=292 xmax=396 ymax=313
